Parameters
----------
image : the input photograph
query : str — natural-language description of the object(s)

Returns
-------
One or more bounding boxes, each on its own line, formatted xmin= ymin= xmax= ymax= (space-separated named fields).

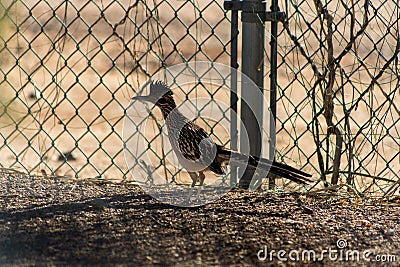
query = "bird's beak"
xmin=132 ymin=95 xmax=152 ymax=102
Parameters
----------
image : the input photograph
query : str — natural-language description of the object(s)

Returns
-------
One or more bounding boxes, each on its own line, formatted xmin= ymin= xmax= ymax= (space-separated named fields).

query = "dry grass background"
xmin=0 ymin=0 xmax=235 ymax=183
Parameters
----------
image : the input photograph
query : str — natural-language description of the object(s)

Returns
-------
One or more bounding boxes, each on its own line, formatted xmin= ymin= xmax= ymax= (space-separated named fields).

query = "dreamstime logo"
xmin=123 ymin=61 xmax=276 ymax=207
xmin=257 ymin=238 xmax=397 ymax=263
xmin=336 ymin=238 xmax=347 ymax=249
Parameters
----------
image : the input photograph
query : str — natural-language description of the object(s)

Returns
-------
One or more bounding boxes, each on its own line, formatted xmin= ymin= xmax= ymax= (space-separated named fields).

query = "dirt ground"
xmin=1 ymin=169 xmax=399 ymax=266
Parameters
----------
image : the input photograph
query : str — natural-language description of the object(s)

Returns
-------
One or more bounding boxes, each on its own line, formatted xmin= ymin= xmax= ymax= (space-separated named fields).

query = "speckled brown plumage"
xmin=133 ymin=81 xmax=312 ymax=187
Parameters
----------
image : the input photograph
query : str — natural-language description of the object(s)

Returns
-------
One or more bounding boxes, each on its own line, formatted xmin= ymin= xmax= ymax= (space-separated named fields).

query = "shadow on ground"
xmin=1 ymin=173 xmax=399 ymax=266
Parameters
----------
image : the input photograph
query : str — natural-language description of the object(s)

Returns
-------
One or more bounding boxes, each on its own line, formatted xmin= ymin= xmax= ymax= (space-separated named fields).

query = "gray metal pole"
xmin=238 ymin=0 xmax=265 ymax=189
xmin=268 ymin=0 xmax=278 ymax=189
xmin=230 ymin=0 xmax=239 ymax=186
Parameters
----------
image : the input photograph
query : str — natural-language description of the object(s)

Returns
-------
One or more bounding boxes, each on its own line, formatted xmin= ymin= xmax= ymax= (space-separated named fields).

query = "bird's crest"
xmin=149 ymin=81 xmax=173 ymax=98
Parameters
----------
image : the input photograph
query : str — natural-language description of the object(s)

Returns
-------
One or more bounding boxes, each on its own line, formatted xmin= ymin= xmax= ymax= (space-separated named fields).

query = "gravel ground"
xmin=1 ymin=169 xmax=399 ymax=266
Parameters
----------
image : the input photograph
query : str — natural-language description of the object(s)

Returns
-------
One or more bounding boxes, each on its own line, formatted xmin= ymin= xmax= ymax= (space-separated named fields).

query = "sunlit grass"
xmin=0 ymin=0 xmax=24 ymax=125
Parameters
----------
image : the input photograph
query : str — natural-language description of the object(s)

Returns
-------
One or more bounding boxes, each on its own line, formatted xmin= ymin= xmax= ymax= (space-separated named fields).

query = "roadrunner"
xmin=133 ymin=81 xmax=312 ymax=189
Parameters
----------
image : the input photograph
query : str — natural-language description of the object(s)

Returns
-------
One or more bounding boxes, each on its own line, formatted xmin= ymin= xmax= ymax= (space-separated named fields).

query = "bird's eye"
xmin=157 ymin=98 xmax=167 ymax=105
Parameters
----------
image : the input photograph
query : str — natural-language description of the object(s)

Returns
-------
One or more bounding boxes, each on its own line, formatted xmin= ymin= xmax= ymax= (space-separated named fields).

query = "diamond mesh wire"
xmin=0 ymin=0 xmax=398 ymax=197
xmin=0 ymin=0 xmax=230 ymax=183
xmin=267 ymin=0 xmax=400 ymax=196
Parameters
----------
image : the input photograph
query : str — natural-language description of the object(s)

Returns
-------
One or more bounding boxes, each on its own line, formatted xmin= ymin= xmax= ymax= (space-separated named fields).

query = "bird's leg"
xmin=188 ymin=172 xmax=198 ymax=201
xmin=189 ymin=172 xmax=198 ymax=187
xmin=196 ymin=171 xmax=205 ymax=197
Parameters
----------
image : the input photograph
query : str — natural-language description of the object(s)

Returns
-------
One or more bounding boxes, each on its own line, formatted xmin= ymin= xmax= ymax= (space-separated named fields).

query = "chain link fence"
xmin=0 ymin=0 xmax=231 ymax=183
xmin=272 ymin=0 xmax=400 ymax=197
xmin=0 ymin=0 xmax=398 ymax=197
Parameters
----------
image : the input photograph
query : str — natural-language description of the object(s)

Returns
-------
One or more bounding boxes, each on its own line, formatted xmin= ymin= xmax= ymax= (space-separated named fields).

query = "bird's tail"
xmin=217 ymin=146 xmax=312 ymax=185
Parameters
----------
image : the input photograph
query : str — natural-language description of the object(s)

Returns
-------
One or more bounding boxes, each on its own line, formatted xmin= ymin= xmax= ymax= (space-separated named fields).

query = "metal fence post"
xmin=268 ymin=0 xmax=278 ymax=189
xmin=228 ymin=0 xmax=240 ymax=187
xmin=237 ymin=0 xmax=265 ymax=189
xmin=224 ymin=0 xmax=286 ymax=189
